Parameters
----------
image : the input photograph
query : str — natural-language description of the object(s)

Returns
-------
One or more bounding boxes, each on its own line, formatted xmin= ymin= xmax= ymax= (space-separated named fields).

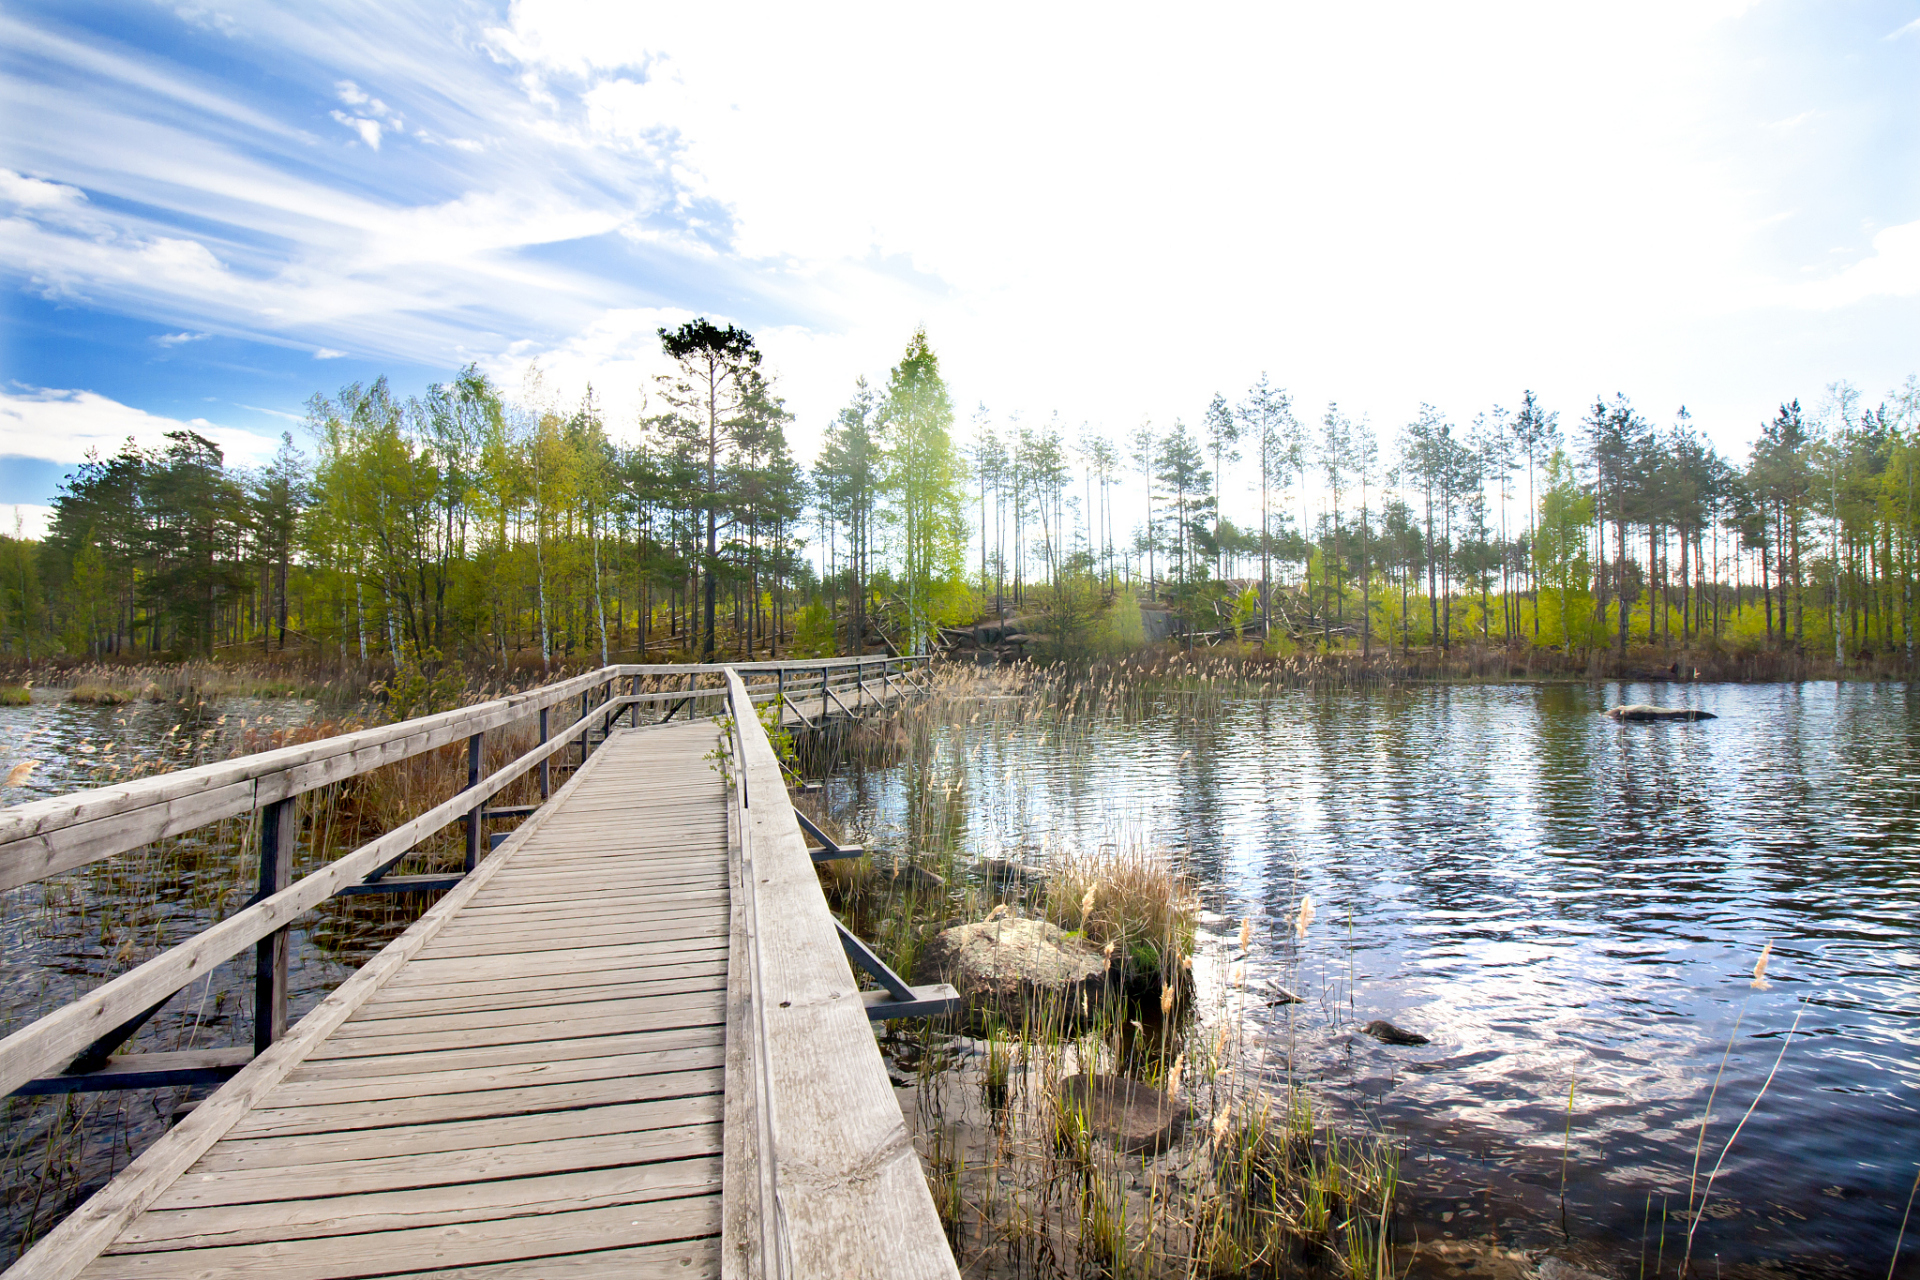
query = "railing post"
xmin=465 ymin=731 xmax=483 ymax=873
xmin=578 ymin=690 xmax=590 ymax=764
xmin=538 ymin=706 xmax=551 ymax=799
xmin=857 ymin=659 xmax=866 ymax=709
xmin=628 ymin=673 xmax=638 ymax=726
xmin=254 ymin=796 xmax=296 ymax=1053
xmin=821 ymin=666 xmax=829 ymax=721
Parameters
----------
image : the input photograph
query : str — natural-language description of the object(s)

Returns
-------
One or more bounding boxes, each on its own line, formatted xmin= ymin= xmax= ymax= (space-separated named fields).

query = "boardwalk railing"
xmin=0 ymin=654 xmax=928 ymax=1102
xmin=720 ymin=668 xmax=959 ymax=1279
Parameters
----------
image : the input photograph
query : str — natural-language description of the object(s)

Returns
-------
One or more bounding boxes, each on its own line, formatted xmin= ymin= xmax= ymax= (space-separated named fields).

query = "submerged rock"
xmin=1362 ymin=1019 xmax=1430 ymax=1046
xmin=915 ymin=913 xmax=1110 ymax=1027
xmin=1055 ymin=1073 xmax=1184 ymax=1155
xmin=1605 ymin=704 xmax=1716 ymax=722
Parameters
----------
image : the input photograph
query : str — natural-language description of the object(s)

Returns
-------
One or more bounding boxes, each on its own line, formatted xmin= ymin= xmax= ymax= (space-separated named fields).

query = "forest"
xmin=2 ymin=319 xmax=1917 ymax=675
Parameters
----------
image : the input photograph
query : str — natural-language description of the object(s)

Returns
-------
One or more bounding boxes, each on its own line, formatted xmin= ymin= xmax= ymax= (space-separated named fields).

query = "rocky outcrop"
xmin=1605 ymin=704 xmax=1716 ymax=721
xmin=915 ymin=912 xmax=1110 ymax=1026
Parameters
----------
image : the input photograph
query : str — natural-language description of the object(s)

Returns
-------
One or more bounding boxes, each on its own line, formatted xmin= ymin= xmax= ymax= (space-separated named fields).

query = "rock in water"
xmin=1606 ymin=704 xmax=1716 ymax=722
xmin=1362 ymin=1019 xmax=1430 ymax=1046
xmin=1054 ymin=1074 xmax=1184 ymax=1155
xmin=915 ymin=914 xmax=1110 ymax=1028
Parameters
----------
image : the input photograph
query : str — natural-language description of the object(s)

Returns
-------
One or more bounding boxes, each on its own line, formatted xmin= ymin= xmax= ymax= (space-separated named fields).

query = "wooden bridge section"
xmin=0 ymin=658 xmax=958 ymax=1280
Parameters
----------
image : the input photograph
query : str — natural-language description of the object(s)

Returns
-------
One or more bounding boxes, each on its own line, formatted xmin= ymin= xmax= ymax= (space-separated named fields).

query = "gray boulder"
xmin=915 ymin=912 xmax=1110 ymax=1027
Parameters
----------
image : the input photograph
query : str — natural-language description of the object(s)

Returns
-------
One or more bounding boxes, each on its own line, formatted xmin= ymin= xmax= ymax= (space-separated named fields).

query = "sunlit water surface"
xmin=841 ymin=680 xmax=1920 ymax=1276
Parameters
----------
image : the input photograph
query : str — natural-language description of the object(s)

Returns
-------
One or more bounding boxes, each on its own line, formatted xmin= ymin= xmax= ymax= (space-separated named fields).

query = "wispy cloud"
xmin=0 ymin=385 xmax=278 ymax=465
xmin=313 ymin=347 xmax=345 ymax=359
xmin=153 ymin=331 xmax=208 ymax=347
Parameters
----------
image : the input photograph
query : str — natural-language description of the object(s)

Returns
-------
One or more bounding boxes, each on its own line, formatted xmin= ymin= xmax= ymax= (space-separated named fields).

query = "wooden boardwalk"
xmin=80 ymin=721 xmax=732 ymax=1279
xmin=2 ymin=658 xmax=958 ymax=1280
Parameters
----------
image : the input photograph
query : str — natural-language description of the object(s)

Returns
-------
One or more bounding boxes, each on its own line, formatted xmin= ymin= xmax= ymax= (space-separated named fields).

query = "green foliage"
xmin=791 ymin=599 xmax=836 ymax=656
xmin=374 ymin=645 xmax=466 ymax=721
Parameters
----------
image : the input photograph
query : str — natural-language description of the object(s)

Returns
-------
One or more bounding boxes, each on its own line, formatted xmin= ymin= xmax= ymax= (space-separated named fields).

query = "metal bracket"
xmin=836 ymin=922 xmax=959 ymax=1020
xmin=17 ymin=1047 xmax=251 ymax=1096
xmin=795 ymin=810 xmax=863 ymax=863
xmin=335 ymin=874 xmax=466 ymax=897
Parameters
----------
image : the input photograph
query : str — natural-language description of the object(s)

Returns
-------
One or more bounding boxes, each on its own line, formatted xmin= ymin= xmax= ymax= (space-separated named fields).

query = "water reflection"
xmin=847 ymin=680 xmax=1920 ymax=1273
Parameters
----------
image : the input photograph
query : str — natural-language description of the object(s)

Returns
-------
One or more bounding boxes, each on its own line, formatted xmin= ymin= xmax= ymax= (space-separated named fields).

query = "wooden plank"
xmin=366 ymin=959 xmax=726 ymax=1004
xmin=282 ymin=1027 xmax=725 ymax=1085
xmin=379 ymin=940 xmax=728 ymax=986
xmin=1 ymin=729 xmax=625 ymax=1280
xmin=225 ymin=1066 xmax=723 ymax=1138
xmin=166 ymin=1123 xmax=720 ymax=1206
xmin=420 ymin=919 xmax=724 ymax=958
xmin=443 ymin=894 xmax=729 ymax=928
xmin=116 ymin=1159 xmax=722 ymax=1251
xmin=80 ymin=1198 xmax=721 ymax=1280
xmin=397 ymin=1241 xmax=719 ymax=1280
xmin=352 ymin=971 xmax=726 ymax=1021
xmin=323 ymin=990 xmax=724 ymax=1040
xmin=272 ymin=1042 xmax=724 ymax=1106
xmin=306 ymin=1003 xmax=723 ymax=1061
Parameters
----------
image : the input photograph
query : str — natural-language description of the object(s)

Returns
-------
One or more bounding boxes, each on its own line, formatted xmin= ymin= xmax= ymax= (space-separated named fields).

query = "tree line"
xmin=3 ymin=325 xmax=1916 ymax=669
xmin=7 ymin=325 xmax=964 ymax=670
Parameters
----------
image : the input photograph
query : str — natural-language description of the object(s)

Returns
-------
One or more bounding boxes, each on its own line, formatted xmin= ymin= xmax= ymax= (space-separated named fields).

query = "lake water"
xmin=3 ymin=678 xmax=1915 ymax=1274
xmin=839 ymin=679 xmax=1920 ymax=1276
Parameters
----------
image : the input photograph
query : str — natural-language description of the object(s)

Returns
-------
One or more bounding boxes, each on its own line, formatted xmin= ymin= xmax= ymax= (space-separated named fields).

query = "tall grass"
xmin=819 ymin=662 xmax=1408 ymax=1276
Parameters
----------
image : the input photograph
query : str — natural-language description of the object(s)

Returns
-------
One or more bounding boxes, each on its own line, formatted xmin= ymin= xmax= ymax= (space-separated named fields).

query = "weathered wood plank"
xmin=397 ymin=1240 xmax=720 ymax=1280
xmin=272 ymin=1042 xmax=724 ymax=1106
xmin=116 ymin=1159 xmax=722 ymax=1251
xmin=281 ymin=1027 xmax=726 ymax=1085
xmin=365 ymin=959 xmax=726 ymax=1004
xmin=352 ymin=969 xmax=726 ymax=1019
xmin=165 ymin=1122 xmax=721 ymax=1205
xmin=225 ymin=1066 xmax=723 ymax=1138
xmin=81 ymin=1197 xmax=721 ymax=1280
xmin=307 ymin=1004 xmax=723 ymax=1062
xmin=322 ymin=990 xmax=724 ymax=1040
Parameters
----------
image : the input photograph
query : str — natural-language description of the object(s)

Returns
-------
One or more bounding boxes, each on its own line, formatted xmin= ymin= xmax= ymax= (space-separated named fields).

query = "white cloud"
xmin=2 ymin=0 xmax=1913 ymax=481
xmin=1797 ymin=220 xmax=1920 ymax=308
xmin=5 ymin=504 xmax=56 ymax=540
xmin=153 ymin=331 xmax=208 ymax=346
xmin=313 ymin=347 xmax=345 ymax=359
xmin=0 ymin=386 xmax=280 ymax=467
xmin=0 ymin=168 xmax=88 ymax=214
xmin=330 ymin=110 xmax=381 ymax=149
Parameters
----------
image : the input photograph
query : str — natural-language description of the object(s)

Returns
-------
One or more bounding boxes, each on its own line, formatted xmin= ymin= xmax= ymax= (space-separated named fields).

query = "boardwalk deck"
xmin=84 ymin=721 xmax=730 ymax=1280
xmin=4 ymin=658 xmax=956 ymax=1280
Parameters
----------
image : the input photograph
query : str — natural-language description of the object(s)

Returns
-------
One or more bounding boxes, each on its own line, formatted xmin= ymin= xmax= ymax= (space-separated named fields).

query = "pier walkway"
xmin=0 ymin=658 xmax=958 ymax=1280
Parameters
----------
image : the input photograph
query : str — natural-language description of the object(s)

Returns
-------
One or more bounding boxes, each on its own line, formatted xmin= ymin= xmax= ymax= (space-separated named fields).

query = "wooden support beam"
xmin=253 ymin=795 xmax=295 ymax=1053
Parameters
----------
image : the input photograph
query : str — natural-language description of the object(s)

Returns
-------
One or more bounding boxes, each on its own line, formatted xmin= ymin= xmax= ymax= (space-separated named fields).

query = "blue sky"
xmin=3 ymin=1 xmax=1917 ymax=535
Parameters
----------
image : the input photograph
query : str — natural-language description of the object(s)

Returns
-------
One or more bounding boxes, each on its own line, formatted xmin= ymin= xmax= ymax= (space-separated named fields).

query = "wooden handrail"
xmin=0 ymin=656 xmax=928 ymax=895
xmin=0 ymin=690 xmax=635 ymax=1099
xmin=720 ymin=670 xmax=957 ymax=1279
